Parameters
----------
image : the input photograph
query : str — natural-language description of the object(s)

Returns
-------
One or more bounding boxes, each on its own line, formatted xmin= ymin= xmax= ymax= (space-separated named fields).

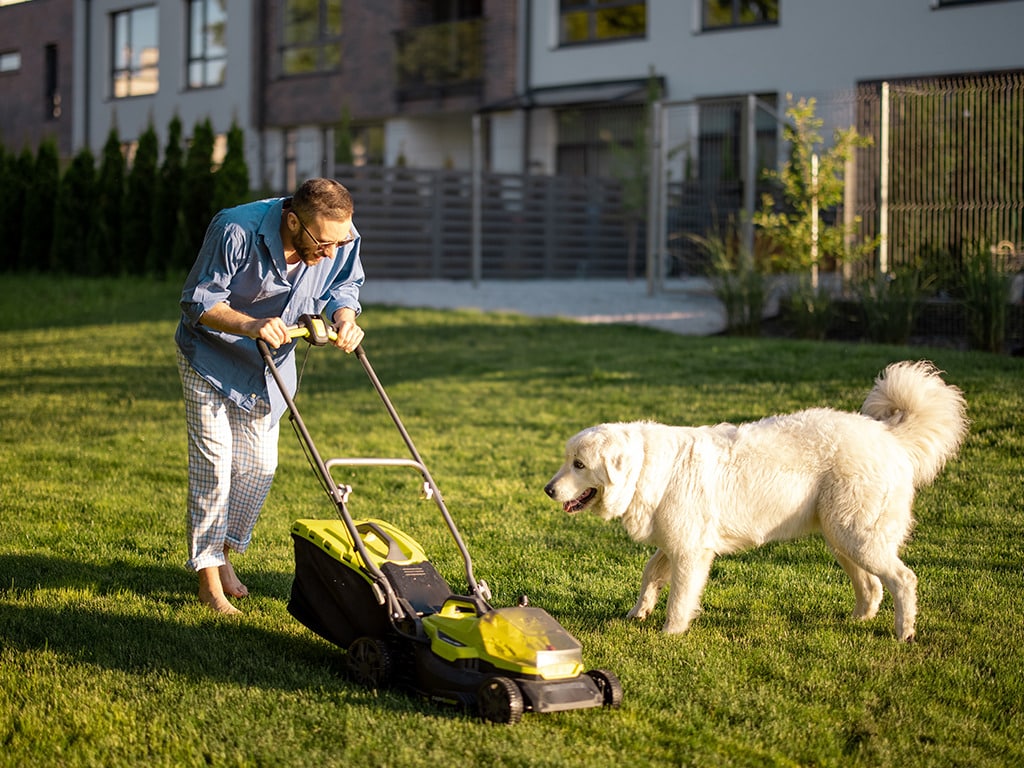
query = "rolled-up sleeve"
xmin=322 ymin=230 xmax=365 ymax=320
xmin=180 ymin=217 xmax=251 ymax=326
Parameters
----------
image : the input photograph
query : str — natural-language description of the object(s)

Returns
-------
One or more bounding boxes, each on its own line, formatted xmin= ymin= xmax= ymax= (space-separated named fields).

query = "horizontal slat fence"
xmin=338 ymin=166 xmax=635 ymax=280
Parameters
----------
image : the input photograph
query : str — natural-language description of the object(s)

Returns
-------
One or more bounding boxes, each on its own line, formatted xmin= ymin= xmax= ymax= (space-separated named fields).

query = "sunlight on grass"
xmin=1 ymin=276 xmax=1022 ymax=767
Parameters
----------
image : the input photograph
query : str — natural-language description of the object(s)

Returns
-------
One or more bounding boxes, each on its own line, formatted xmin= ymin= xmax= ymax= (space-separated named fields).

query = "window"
xmin=111 ymin=6 xmax=159 ymax=97
xmin=0 ymin=50 xmax=21 ymax=73
xmin=44 ymin=44 xmax=60 ymax=119
xmin=697 ymin=95 xmax=777 ymax=182
xmin=282 ymin=0 xmax=342 ymax=75
xmin=559 ymin=0 xmax=646 ymax=45
xmin=703 ymin=0 xmax=778 ymax=30
xmin=188 ymin=0 xmax=227 ymax=89
xmin=556 ymin=104 xmax=644 ymax=176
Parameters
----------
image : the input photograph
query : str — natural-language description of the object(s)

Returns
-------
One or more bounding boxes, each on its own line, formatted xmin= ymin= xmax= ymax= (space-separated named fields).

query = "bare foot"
xmin=198 ymin=566 xmax=241 ymax=615
xmin=219 ymin=552 xmax=249 ymax=599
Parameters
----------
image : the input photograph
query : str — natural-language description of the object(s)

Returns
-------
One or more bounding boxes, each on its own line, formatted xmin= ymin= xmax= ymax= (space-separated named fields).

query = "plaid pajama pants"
xmin=177 ymin=349 xmax=279 ymax=572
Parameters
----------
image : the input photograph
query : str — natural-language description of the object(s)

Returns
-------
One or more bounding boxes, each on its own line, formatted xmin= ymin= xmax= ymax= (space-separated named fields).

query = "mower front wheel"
xmin=586 ymin=668 xmax=623 ymax=708
xmin=477 ymin=676 xmax=524 ymax=725
xmin=346 ymin=636 xmax=392 ymax=689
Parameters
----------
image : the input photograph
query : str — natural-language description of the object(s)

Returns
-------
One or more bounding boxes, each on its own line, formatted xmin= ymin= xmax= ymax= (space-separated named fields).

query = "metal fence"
xmin=853 ymin=74 xmax=1024 ymax=279
xmin=339 ymin=166 xmax=635 ymax=280
xmin=650 ymin=74 xmax=1024 ymax=286
xmin=337 ymin=73 xmax=1023 ymax=291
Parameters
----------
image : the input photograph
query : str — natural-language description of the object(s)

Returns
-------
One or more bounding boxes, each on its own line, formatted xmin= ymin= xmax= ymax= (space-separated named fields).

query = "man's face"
xmin=293 ymin=212 xmax=354 ymax=266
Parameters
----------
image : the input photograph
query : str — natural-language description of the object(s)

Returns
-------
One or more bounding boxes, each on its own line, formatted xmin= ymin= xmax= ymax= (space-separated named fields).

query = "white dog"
xmin=544 ymin=361 xmax=968 ymax=642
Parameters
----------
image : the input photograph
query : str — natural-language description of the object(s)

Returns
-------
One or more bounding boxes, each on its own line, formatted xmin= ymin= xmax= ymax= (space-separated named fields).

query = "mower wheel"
xmin=586 ymin=669 xmax=623 ymax=708
xmin=346 ymin=636 xmax=392 ymax=689
xmin=477 ymin=676 xmax=524 ymax=725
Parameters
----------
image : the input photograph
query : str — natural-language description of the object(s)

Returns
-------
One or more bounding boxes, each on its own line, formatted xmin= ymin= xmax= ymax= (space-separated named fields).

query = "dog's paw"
xmin=660 ymin=620 xmax=692 ymax=635
xmin=626 ymin=605 xmax=650 ymax=621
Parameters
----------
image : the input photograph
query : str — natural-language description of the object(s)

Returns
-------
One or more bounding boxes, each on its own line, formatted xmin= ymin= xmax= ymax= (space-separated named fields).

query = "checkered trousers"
xmin=176 ymin=349 xmax=279 ymax=572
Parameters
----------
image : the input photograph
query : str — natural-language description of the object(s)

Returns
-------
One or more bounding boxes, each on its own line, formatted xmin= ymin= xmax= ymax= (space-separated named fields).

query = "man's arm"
xmin=200 ymin=302 xmax=292 ymax=349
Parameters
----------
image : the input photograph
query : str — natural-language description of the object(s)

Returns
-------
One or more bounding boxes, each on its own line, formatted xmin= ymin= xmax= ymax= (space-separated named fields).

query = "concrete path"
xmin=359 ymin=278 xmax=726 ymax=336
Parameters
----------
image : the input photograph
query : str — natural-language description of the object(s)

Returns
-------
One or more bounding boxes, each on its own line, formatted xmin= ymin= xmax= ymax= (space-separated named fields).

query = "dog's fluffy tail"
xmin=861 ymin=361 xmax=969 ymax=488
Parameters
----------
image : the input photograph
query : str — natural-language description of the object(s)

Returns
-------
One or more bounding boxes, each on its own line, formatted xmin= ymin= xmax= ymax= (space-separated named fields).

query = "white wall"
xmin=74 ymin=0 xmax=257 ymax=164
xmin=528 ymin=0 xmax=1024 ymax=100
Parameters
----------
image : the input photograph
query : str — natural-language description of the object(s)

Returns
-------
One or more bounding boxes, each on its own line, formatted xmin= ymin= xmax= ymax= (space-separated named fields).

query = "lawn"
xmin=1 ymin=275 xmax=1022 ymax=767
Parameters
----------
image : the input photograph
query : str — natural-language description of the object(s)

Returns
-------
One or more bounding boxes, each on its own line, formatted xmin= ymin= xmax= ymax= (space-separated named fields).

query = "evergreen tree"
xmin=90 ymin=127 xmax=126 ymax=276
xmin=0 ymin=146 xmax=16 ymax=272
xmin=152 ymin=115 xmax=185 ymax=276
xmin=213 ymin=120 xmax=251 ymax=213
xmin=174 ymin=118 xmax=216 ymax=270
xmin=9 ymin=148 xmax=34 ymax=271
xmin=19 ymin=139 xmax=60 ymax=272
xmin=123 ymin=122 xmax=159 ymax=275
xmin=52 ymin=147 xmax=97 ymax=274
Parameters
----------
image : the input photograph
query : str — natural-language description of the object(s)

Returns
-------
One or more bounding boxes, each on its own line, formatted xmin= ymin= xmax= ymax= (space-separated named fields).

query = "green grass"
xmin=1 ymin=275 xmax=1022 ymax=767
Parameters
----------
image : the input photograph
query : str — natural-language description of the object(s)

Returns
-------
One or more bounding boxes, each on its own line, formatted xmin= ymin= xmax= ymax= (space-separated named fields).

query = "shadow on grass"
xmin=0 ymin=552 xmax=453 ymax=717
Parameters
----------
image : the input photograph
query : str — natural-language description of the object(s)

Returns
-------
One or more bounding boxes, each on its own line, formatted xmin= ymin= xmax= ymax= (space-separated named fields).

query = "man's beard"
xmin=296 ymin=243 xmax=326 ymax=266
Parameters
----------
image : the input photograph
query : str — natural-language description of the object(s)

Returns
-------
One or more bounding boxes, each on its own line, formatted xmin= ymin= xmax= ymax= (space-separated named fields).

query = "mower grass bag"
xmin=288 ymin=517 xmax=452 ymax=649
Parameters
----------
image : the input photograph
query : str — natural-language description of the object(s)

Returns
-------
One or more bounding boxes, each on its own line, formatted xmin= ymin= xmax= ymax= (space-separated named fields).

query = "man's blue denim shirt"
xmin=175 ymin=196 xmax=364 ymax=422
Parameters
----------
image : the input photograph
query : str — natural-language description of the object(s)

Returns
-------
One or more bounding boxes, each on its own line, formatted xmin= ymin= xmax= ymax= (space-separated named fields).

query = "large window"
xmin=703 ymin=0 xmax=778 ymax=30
xmin=559 ymin=0 xmax=646 ymax=45
xmin=282 ymin=0 xmax=342 ymax=75
xmin=188 ymin=0 xmax=227 ymax=89
xmin=111 ymin=6 xmax=158 ymax=97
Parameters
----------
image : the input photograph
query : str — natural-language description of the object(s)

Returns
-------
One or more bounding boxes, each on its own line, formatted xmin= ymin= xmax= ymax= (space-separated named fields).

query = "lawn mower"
xmin=257 ymin=314 xmax=621 ymax=724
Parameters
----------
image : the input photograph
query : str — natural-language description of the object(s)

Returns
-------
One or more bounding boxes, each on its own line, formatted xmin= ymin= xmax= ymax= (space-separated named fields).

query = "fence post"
xmin=472 ymin=113 xmax=482 ymax=286
xmin=879 ymin=81 xmax=890 ymax=277
xmin=646 ymin=99 xmax=663 ymax=295
xmin=742 ymin=93 xmax=757 ymax=268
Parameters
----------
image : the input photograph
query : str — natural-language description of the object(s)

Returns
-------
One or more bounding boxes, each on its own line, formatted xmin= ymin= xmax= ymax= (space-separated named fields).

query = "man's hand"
xmin=332 ymin=308 xmax=364 ymax=352
xmin=250 ymin=317 xmax=291 ymax=349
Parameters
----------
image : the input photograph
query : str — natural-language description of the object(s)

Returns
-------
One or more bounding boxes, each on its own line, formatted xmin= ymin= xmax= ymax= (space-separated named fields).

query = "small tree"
xmin=754 ymin=95 xmax=873 ymax=277
xmin=174 ymin=118 xmax=216 ymax=269
xmin=123 ymin=122 xmax=160 ymax=275
xmin=213 ymin=120 xmax=250 ymax=212
xmin=52 ymin=147 xmax=97 ymax=274
xmin=754 ymin=95 xmax=875 ymax=337
xmin=91 ymin=127 xmax=126 ymax=276
xmin=20 ymin=138 xmax=60 ymax=272
xmin=152 ymin=115 xmax=185 ymax=276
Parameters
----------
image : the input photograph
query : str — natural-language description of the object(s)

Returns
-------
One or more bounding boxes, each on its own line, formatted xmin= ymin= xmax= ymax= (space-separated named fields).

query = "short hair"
xmin=292 ymin=177 xmax=354 ymax=222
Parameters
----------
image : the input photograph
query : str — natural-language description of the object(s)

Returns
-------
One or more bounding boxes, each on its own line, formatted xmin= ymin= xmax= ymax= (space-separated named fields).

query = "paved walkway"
xmin=359 ymin=277 xmax=726 ymax=336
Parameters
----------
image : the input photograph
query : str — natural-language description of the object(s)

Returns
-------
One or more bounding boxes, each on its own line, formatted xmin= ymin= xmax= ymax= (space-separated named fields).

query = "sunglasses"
xmin=294 ymin=212 xmax=355 ymax=254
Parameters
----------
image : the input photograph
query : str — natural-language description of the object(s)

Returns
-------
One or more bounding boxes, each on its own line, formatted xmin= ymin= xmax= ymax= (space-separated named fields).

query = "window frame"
xmin=0 ymin=50 xmax=21 ymax=74
xmin=280 ymin=0 xmax=343 ymax=77
xmin=110 ymin=5 xmax=159 ymax=99
xmin=701 ymin=0 xmax=779 ymax=32
xmin=186 ymin=0 xmax=228 ymax=90
xmin=558 ymin=0 xmax=647 ymax=47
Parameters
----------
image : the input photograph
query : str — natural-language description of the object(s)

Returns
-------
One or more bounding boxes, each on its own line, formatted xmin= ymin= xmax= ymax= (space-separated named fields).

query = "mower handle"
xmin=286 ymin=314 xmax=337 ymax=346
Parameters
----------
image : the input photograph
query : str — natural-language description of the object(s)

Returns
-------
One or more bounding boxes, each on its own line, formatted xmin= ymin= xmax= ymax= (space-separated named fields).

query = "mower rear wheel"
xmin=586 ymin=669 xmax=623 ymax=708
xmin=477 ymin=676 xmax=524 ymax=725
xmin=346 ymin=636 xmax=392 ymax=689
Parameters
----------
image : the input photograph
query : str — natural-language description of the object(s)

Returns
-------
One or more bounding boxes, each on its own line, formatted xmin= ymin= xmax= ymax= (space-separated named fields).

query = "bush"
xmin=962 ymin=242 xmax=1012 ymax=353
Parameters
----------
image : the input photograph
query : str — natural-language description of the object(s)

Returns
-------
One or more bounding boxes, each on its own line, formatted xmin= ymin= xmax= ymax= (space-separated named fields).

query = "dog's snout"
xmin=544 ymin=481 xmax=556 ymax=498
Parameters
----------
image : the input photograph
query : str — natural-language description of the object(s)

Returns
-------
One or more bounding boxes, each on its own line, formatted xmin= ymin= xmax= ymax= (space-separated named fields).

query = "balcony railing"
xmin=394 ymin=18 xmax=483 ymax=102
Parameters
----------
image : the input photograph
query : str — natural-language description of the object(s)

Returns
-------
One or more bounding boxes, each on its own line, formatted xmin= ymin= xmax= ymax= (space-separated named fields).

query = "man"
xmin=175 ymin=177 xmax=365 ymax=613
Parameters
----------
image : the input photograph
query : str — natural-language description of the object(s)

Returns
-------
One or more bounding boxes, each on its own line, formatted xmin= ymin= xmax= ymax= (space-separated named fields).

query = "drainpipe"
xmin=519 ymin=0 xmax=532 ymax=174
xmin=82 ymin=0 xmax=91 ymax=151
